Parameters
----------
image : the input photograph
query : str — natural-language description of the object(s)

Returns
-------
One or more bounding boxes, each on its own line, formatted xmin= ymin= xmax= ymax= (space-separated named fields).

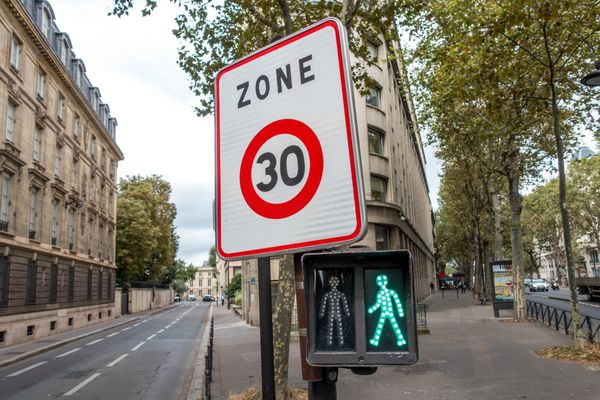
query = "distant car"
xmin=530 ymin=279 xmax=549 ymax=292
xmin=524 ymin=278 xmax=532 ymax=288
xmin=202 ymin=295 xmax=215 ymax=302
xmin=174 ymin=294 xmax=181 ymax=302
xmin=188 ymin=294 xmax=197 ymax=301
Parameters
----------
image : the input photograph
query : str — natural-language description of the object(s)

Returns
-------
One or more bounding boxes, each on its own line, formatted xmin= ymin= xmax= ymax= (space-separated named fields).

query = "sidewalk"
xmin=0 ymin=303 xmax=177 ymax=368
xmin=210 ymin=292 xmax=600 ymax=400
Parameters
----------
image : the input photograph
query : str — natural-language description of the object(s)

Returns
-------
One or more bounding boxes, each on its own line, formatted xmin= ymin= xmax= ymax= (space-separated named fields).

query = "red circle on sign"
xmin=240 ymin=119 xmax=324 ymax=219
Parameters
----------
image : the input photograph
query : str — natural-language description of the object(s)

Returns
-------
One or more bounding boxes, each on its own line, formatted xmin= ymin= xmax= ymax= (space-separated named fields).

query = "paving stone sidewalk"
xmin=210 ymin=292 xmax=600 ymax=400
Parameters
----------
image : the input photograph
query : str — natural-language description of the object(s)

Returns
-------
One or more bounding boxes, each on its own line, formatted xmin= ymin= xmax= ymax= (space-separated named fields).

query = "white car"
xmin=188 ymin=294 xmax=197 ymax=301
xmin=530 ymin=279 xmax=549 ymax=292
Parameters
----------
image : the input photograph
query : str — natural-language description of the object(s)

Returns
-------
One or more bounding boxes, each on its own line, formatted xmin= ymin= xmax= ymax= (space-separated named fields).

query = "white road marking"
xmin=86 ymin=338 xmax=104 ymax=346
xmin=55 ymin=348 xmax=82 ymax=358
xmin=107 ymin=353 xmax=128 ymax=367
xmin=6 ymin=361 xmax=48 ymax=377
xmin=131 ymin=341 xmax=145 ymax=351
xmin=63 ymin=373 xmax=101 ymax=396
xmin=133 ymin=323 xmax=140 ymax=327
xmin=157 ymin=329 xmax=164 ymax=333
xmin=146 ymin=334 xmax=156 ymax=340
xmin=121 ymin=327 xmax=131 ymax=332
xmin=106 ymin=332 xmax=119 ymax=338
xmin=142 ymin=319 xmax=150 ymax=323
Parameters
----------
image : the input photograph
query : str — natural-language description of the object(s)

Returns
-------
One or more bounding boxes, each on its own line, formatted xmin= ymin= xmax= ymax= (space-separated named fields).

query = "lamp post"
xmin=581 ymin=61 xmax=600 ymax=87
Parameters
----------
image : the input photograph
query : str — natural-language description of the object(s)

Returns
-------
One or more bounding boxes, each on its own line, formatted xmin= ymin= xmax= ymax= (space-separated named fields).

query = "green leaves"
xmin=116 ymin=175 xmax=178 ymax=286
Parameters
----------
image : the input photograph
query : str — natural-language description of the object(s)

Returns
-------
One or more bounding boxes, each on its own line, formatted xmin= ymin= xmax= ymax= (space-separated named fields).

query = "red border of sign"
xmin=215 ymin=18 xmax=363 ymax=259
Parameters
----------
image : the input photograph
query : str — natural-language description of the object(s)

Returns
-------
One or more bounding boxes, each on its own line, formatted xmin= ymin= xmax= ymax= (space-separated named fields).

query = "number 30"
xmin=256 ymin=145 xmax=305 ymax=192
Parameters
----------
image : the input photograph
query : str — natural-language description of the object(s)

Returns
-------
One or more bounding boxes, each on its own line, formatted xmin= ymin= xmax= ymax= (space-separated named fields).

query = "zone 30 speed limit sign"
xmin=215 ymin=18 xmax=366 ymax=260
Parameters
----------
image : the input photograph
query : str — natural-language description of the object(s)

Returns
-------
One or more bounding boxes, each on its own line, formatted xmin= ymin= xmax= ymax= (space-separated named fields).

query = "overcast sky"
xmin=45 ymin=1 xmax=449 ymax=265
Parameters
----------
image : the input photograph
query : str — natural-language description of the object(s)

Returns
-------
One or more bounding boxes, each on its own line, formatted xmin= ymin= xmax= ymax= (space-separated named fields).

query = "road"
xmin=525 ymin=287 xmax=600 ymax=319
xmin=0 ymin=301 xmax=210 ymax=400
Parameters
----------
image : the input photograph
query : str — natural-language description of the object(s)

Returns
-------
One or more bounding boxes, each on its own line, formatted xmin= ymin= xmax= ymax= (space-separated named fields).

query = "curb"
xmin=0 ymin=303 xmax=178 ymax=369
xmin=187 ymin=304 xmax=214 ymax=400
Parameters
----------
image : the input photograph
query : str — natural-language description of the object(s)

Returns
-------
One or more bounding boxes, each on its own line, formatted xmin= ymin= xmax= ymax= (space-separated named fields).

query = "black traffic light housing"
xmin=303 ymin=250 xmax=418 ymax=367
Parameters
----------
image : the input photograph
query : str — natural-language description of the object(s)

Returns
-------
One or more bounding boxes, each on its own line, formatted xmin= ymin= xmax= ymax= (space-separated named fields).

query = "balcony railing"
xmin=0 ymin=220 xmax=8 ymax=232
xmin=28 ymin=230 xmax=36 ymax=240
xmin=51 ymin=236 xmax=57 ymax=246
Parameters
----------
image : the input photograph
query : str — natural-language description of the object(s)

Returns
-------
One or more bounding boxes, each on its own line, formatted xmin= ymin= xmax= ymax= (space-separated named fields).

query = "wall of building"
xmin=0 ymin=0 xmax=123 ymax=346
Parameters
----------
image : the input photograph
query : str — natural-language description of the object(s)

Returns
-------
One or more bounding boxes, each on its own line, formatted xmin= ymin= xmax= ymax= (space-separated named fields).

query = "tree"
xmin=569 ymin=155 xmax=600 ymax=252
xmin=110 ymin=2 xmax=409 ymax=397
xmin=225 ymin=273 xmax=242 ymax=300
xmin=116 ymin=175 xmax=178 ymax=285
xmin=166 ymin=258 xmax=198 ymax=294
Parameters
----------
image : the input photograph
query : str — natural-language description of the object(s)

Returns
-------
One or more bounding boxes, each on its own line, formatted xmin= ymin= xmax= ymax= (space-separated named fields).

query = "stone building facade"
xmin=188 ymin=263 xmax=218 ymax=299
xmin=237 ymin=29 xmax=436 ymax=325
xmin=0 ymin=0 xmax=123 ymax=347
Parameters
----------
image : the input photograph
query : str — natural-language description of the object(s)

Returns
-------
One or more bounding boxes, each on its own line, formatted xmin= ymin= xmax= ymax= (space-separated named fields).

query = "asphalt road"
xmin=526 ymin=287 xmax=600 ymax=319
xmin=0 ymin=301 xmax=210 ymax=400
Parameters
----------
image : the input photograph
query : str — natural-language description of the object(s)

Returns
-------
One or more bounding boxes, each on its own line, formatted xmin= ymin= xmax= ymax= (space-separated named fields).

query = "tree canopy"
xmin=116 ymin=175 xmax=178 ymax=286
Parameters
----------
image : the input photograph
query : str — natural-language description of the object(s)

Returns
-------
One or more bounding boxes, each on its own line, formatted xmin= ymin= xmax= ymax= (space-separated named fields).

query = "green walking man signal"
xmin=303 ymin=250 xmax=418 ymax=367
xmin=367 ymin=274 xmax=406 ymax=347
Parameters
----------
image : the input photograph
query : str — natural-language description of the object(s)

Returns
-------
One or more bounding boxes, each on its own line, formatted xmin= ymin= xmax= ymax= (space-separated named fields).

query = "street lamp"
xmin=581 ymin=60 xmax=600 ymax=87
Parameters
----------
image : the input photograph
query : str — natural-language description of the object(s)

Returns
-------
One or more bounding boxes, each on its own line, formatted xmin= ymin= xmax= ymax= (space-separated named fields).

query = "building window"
xmin=88 ymin=219 xmax=94 ymax=256
xmin=0 ymin=175 xmax=10 ymax=232
xmin=367 ymin=41 xmax=379 ymax=61
xmin=591 ymin=250 xmax=599 ymax=264
xmin=41 ymin=9 xmax=52 ymax=39
xmin=54 ymin=144 xmax=62 ymax=177
xmin=0 ymin=257 xmax=9 ymax=307
xmin=49 ymin=264 xmax=58 ymax=304
xmin=51 ymin=200 xmax=59 ymax=246
xmin=33 ymin=127 xmax=42 ymax=162
xmin=29 ymin=188 xmax=38 ymax=240
xmin=76 ymin=65 xmax=83 ymax=88
xmin=72 ymin=159 xmax=79 ymax=190
xmin=61 ymin=39 xmax=69 ymax=65
xmin=375 ymin=225 xmax=389 ymax=250
xmin=57 ymin=94 xmax=65 ymax=122
xmin=36 ymin=69 xmax=46 ymax=99
xmin=98 ymin=224 xmax=104 ymax=259
xmin=68 ymin=266 xmax=74 ymax=301
xmin=6 ymin=101 xmax=16 ymax=143
xmin=87 ymin=269 xmax=92 ymax=300
xmin=368 ymin=127 xmax=385 ymax=155
xmin=10 ymin=37 xmax=22 ymax=71
xmin=98 ymin=270 xmax=103 ymax=299
xmin=26 ymin=260 xmax=37 ymax=305
xmin=91 ymin=136 xmax=97 ymax=159
xmin=68 ymin=209 xmax=75 ymax=251
xmin=370 ymin=175 xmax=387 ymax=201
xmin=72 ymin=115 xmax=80 ymax=139
xmin=366 ymin=86 xmax=381 ymax=108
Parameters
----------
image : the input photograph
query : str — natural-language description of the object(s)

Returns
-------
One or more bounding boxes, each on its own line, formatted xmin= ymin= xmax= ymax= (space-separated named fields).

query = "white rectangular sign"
xmin=215 ymin=18 xmax=366 ymax=260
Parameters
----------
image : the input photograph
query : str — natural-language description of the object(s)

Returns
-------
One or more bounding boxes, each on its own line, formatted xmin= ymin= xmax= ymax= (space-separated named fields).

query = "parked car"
xmin=174 ymin=294 xmax=181 ymax=302
xmin=188 ymin=294 xmax=197 ymax=301
xmin=530 ymin=279 xmax=549 ymax=292
xmin=524 ymin=278 xmax=532 ymax=288
xmin=202 ymin=295 xmax=216 ymax=302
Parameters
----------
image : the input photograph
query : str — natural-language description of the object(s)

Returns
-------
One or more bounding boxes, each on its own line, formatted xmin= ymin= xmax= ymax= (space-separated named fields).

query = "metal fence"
xmin=526 ymin=300 xmax=600 ymax=343
xmin=204 ymin=316 xmax=215 ymax=400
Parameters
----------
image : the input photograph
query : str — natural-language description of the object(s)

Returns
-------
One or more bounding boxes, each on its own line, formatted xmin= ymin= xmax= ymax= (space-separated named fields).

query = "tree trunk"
xmin=491 ymin=190 xmax=504 ymax=260
xmin=273 ymin=255 xmax=295 ymax=399
xmin=507 ymin=161 xmax=526 ymax=320
xmin=548 ymin=74 xmax=585 ymax=349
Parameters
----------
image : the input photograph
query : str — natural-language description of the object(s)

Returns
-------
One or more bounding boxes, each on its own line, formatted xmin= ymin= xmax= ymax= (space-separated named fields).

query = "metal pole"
xmin=258 ymin=257 xmax=275 ymax=400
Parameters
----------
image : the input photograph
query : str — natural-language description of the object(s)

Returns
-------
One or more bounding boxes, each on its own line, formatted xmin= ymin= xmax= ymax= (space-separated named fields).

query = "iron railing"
xmin=204 ymin=316 xmax=215 ymax=400
xmin=526 ymin=300 xmax=600 ymax=343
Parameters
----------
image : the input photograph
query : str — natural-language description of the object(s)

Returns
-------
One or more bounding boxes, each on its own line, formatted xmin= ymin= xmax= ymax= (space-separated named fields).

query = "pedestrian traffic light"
xmin=303 ymin=250 xmax=418 ymax=367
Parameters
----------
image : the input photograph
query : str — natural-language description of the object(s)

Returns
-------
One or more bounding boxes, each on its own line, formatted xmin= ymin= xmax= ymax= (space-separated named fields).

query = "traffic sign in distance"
xmin=215 ymin=18 xmax=366 ymax=260
xmin=303 ymin=250 xmax=418 ymax=367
